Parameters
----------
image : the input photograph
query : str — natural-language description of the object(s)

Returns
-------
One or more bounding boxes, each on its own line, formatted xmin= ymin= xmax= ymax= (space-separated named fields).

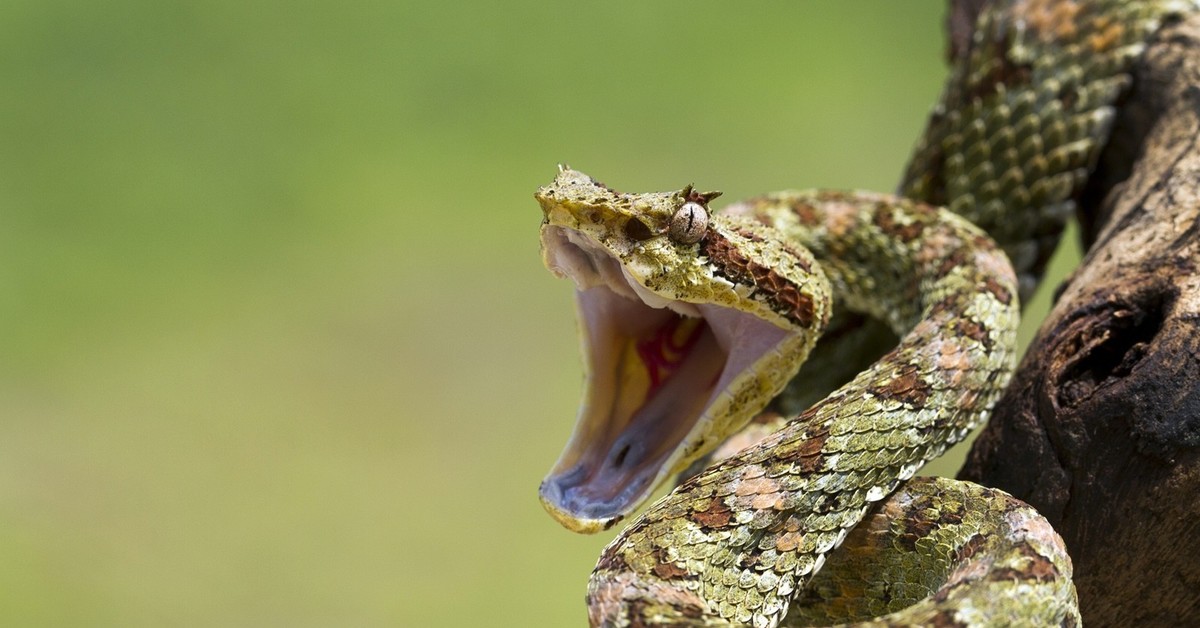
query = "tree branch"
xmin=960 ymin=12 xmax=1200 ymax=626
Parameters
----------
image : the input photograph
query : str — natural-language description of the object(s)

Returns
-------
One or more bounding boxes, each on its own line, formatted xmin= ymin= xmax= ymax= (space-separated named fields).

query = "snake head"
xmin=535 ymin=167 xmax=721 ymax=250
xmin=535 ymin=167 xmax=830 ymax=533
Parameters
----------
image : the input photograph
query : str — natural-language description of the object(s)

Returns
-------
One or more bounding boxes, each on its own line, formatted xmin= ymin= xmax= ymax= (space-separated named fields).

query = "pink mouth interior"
xmin=539 ymin=226 xmax=791 ymax=525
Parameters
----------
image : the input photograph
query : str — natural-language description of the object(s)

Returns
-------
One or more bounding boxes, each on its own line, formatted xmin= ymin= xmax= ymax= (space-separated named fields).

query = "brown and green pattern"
xmin=588 ymin=194 xmax=1024 ymax=627
xmin=535 ymin=0 xmax=1198 ymax=626
xmin=902 ymin=0 xmax=1196 ymax=298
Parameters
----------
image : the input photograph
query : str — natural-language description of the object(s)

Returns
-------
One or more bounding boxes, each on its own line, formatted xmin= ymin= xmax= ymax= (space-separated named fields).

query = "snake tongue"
xmin=539 ymin=226 xmax=793 ymax=533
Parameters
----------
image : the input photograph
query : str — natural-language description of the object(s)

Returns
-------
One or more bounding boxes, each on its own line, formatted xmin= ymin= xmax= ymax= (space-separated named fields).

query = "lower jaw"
xmin=538 ymin=481 xmax=634 ymax=534
xmin=538 ymin=227 xmax=798 ymax=532
xmin=539 ymin=314 xmax=726 ymax=532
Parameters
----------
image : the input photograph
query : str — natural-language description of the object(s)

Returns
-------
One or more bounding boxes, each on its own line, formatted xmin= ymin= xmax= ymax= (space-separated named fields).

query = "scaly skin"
xmin=582 ymin=191 xmax=1021 ymax=627
xmin=783 ymin=477 xmax=1078 ymax=627
xmin=903 ymin=0 xmax=1198 ymax=298
xmin=769 ymin=0 xmax=1200 ymax=418
xmin=535 ymin=0 xmax=1198 ymax=626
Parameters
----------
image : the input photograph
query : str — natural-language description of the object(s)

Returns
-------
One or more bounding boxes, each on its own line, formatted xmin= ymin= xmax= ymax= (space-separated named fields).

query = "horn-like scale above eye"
xmin=669 ymin=202 xmax=708 ymax=244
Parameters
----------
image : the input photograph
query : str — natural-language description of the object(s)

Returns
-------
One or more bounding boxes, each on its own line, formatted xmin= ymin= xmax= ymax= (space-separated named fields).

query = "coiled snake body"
xmin=534 ymin=1 xmax=1197 ymax=626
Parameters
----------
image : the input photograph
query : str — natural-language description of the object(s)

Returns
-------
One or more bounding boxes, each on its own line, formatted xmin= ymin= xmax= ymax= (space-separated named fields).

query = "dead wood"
xmin=959 ymin=11 xmax=1200 ymax=626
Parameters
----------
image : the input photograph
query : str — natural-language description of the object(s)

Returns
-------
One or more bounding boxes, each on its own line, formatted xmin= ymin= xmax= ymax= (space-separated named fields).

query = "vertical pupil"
xmin=670 ymin=203 xmax=707 ymax=243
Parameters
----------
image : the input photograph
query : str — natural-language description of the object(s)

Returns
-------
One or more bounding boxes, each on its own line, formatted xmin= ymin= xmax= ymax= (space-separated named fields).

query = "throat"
xmin=554 ymin=307 xmax=724 ymax=518
xmin=636 ymin=316 xmax=709 ymax=391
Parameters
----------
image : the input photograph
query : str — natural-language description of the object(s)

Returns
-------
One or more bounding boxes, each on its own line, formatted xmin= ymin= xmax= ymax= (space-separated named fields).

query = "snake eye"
xmin=668 ymin=202 xmax=708 ymax=244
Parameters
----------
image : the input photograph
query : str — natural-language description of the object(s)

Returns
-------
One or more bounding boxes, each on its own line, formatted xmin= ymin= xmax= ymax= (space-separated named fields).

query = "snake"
xmin=533 ymin=1 xmax=1196 ymax=626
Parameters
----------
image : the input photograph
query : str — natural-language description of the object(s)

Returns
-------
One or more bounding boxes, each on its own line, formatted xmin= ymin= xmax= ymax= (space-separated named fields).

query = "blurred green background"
xmin=0 ymin=1 xmax=1079 ymax=626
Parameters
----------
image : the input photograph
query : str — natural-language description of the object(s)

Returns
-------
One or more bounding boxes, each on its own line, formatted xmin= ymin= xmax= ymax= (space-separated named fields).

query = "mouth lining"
xmin=539 ymin=225 xmax=793 ymax=532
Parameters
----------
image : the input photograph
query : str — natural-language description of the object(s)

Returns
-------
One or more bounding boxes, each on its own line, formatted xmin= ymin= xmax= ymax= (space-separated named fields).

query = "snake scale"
xmin=533 ymin=1 xmax=1197 ymax=626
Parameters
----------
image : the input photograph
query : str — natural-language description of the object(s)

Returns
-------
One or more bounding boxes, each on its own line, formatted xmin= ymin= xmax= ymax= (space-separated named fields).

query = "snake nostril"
xmin=611 ymin=444 xmax=631 ymax=468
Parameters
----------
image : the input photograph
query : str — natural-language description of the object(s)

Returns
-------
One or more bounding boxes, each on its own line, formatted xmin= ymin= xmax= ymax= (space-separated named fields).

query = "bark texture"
xmin=959 ymin=11 xmax=1200 ymax=627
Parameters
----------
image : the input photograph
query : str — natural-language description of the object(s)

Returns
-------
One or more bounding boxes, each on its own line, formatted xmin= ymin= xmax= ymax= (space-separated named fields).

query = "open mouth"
xmin=538 ymin=225 xmax=794 ymax=533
